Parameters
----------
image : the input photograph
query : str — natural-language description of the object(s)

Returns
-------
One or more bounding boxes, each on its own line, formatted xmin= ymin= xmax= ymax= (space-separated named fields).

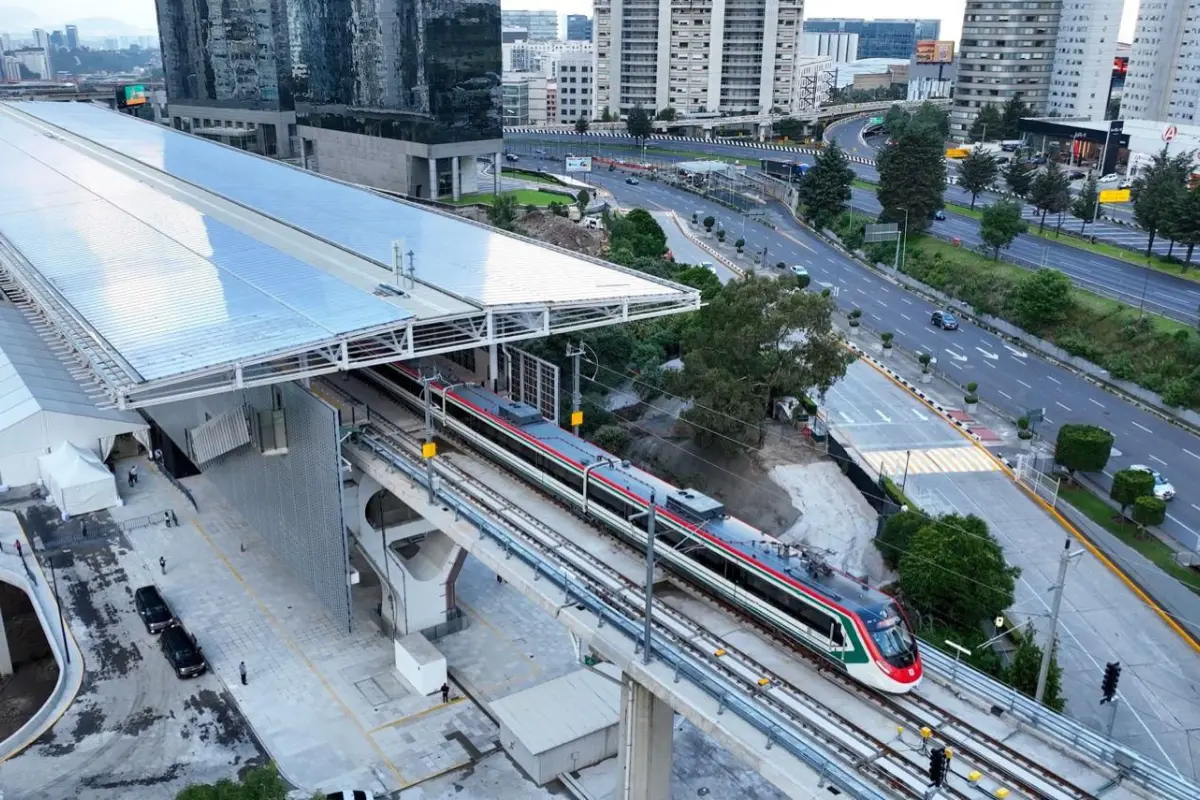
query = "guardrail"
xmin=919 ymin=644 xmax=1199 ymax=799
xmin=354 ymin=428 xmax=891 ymax=800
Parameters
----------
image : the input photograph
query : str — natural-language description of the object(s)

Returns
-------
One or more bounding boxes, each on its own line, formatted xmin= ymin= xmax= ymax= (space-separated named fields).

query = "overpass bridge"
xmin=0 ymin=98 xmax=1191 ymax=800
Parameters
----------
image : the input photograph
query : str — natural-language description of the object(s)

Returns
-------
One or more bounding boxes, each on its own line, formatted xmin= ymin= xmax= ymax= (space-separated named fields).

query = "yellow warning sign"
xmin=945 ymin=148 xmax=970 ymax=159
xmin=422 ymin=441 xmax=437 ymax=459
xmin=1098 ymin=188 xmax=1131 ymax=204
xmin=571 ymin=411 xmax=584 ymax=427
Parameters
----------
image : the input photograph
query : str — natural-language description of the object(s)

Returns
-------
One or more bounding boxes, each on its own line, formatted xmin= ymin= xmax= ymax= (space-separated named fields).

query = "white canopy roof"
xmin=38 ymin=441 xmax=121 ymax=516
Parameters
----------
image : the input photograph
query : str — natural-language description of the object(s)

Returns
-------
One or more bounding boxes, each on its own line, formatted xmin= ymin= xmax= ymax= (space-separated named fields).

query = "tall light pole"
xmin=1037 ymin=539 xmax=1081 ymax=704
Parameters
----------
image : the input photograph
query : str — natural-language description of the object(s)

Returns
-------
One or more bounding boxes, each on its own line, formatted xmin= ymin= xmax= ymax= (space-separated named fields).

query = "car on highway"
xmin=161 ymin=624 xmax=207 ymax=679
xmin=504 ymin=153 xmax=519 ymax=162
xmin=625 ymin=177 xmax=639 ymax=185
xmin=1129 ymin=464 xmax=1176 ymax=501
xmin=930 ymin=310 xmax=959 ymax=330
xmin=791 ymin=264 xmax=809 ymax=278
xmin=933 ymin=210 xmax=947 ymax=221
xmin=134 ymin=585 xmax=176 ymax=634
xmin=1099 ymin=173 xmax=1120 ymax=183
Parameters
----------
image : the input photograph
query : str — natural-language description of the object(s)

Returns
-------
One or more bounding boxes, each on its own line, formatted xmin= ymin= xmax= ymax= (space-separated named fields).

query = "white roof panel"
xmin=13 ymin=102 xmax=685 ymax=308
xmin=490 ymin=668 xmax=621 ymax=755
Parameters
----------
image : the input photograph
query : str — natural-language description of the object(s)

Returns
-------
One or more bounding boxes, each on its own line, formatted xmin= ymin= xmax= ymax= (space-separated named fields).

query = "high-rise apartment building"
xmin=1123 ymin=0 xmax=1200 ymax=123
xmin=501 ymin=10 xmax=559 ymax=41
xmin=1047 ymin=0 xmax=1121 ymax=121
xmin=594 ymin=0 xmax=804 ymax=118
xmin=802 ymin=19 xmax=939 ymax=60
xmin=951 ymin=1 xmax=1061 ymax=139
xmin=557 ymin=50 xmax=593 ymax=123
xmin=567 ymin=14 xmax=592 ymax=42
xmin=65 ymin=25 xmax=79 ymax=51
xmin=155 ymin=0 xmax=502 ymax=199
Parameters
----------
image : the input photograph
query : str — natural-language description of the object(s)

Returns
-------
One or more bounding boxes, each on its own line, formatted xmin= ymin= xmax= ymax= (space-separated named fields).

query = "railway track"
xmin=323 ymin=373 xmax=1126 ymax=800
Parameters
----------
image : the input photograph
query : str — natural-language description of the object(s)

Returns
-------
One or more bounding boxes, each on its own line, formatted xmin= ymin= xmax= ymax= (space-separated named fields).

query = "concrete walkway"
xmin=0 ymin=511 xmax=84 ymax=764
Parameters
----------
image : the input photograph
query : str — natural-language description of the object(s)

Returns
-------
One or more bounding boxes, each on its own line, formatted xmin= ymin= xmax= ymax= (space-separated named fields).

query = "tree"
xmin=877 ymin=509 xmax=926 ymax=569
xmin=882 ymin=104 xmax=911 ymax=137
xmin=576 ymin=188 xmax=590 ymax=214
xmin=1132 ymin=146 xmax=1193 ymax=256
xmin=1110 ymin=468 xmax=1155 ymax=516
xmin=1071 ymin=175 xmax=1100 ymax=234
xmin=609 ymin=208 xmax=667 ymax=259
xmin=487 ymin=193 xmax=519 ymax=231
xmin=1054 ymin=424 xmax=1114 ymax=482
xmin=675 ymin=265 xmax=723 ymax=300
xmin=913 ymin=101 xmax=950 ymax=140
xmin=590 ymin=424 xmax=631 ymax=456
xmin=735 ymin=237 xmax=745 ymax=254
xmin=1005 ymin=630 xmax=1065 ymax=712
xmin=1029 ymin=160 xmax=1071 ymax=233
xmin=999 ymin=95 xmax=1029 ymax=140
xmin=600 ymin=108 xmax=613 ymax=123
xmin=876 ymin=123 xmax=946 ymax=233
xmin=1166 ymin=183 xmax=1200 ymax=269
xmin=810 ymin=121 xmax=825 ymax=141
xmin=1012 ymin=268 xmax=1072 ymax=331
xmin=958 ymin=146 xmax=999 ymax=210
xmin=574 ymin=115 xmax=590 ymax=134
xmin=798 ymin=141 xmax=856 ymax=229
xmin=979 ymin=198 xmax=1027 ymax=259
xmin=655 ymin=106 xmax=677 ymax=121
xmin=176 ymin=763 xmax=296 ymax=800
xmin=897 ymin=514 xmax=1020 ymax=630
xmin=1133 ymin=495 xmax=1167 ymax=532
xmin=1003 ymin=156 xmax=1035 ymax=197
xmin=970 ymin=104 xmax=1003 ymax=143
xmin=703 ymin=215 xmax=715 ymax=233
xmin=672 ymin=276 xmax=853 ymax=450
xmin=776 ymin=116 xmax=805 ymax=140
xmin=626 ymin=103 xmax=653 ymax=141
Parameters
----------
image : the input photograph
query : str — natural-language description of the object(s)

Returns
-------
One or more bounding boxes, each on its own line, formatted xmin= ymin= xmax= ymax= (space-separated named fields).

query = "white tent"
xmin=0 ymin=306 xmax=149 ymax=488
xmin=38 ymin=442 xmax=121 ymax=516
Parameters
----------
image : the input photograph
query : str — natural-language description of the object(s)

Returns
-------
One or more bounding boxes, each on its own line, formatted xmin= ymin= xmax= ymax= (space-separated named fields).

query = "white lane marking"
xmin=1185 ymin=449 xmax=1200 ymax=461
xmin=975 ymin=347 xmax=998 ymax=360
xmin=896 ymin=329 xmax=908 ymax=337
xmin=1056 ymin=401 xmax=1072 ymax=411
xmin=985 ymin=361 xmax=996 ymax=369
xmin=919 ymin=345 xmax=933 ymax=353
xmin=879 ymin=287 xmax=890 ymax=294
xmin=949 ymin=362 xmax=963 ymax=370
xmin=1192 ymin=504 xmax=1200 ymax=513
xmin=900 ymin=313 xmax=912 ymax=321
xmin=1046 ymin=376 xmax=1062 ymax=385
xmin=1167 ymin=513 xmax=1197 ymax=536
xmin=1089 ymin=398 xmax=1106 ymax=408
xmin=1004 ymin=344 xmax=1028 ymax=359
xmin=875 ymin=409 xmax=892 ymax=423
xmin=900 ymin=298 xmax=914 ymax=306
xmin=839 ymin=411 xmax=854 ymax=423
xmin=998 ymin=390 xmax=1013 ymax=399
xmin=876 ymin=299 xmax=888 ymax=307
xmin=1017 ymin=379 xmax=1032 ymax=389
xmin=855 ymin=287 xmax=867 ymax=295
xmin=1149 ymin=454 xmax=1168 ymax=466
xmin=870 ymin=313 xmax=882 ymax=321
xmin=911 ymin=408 xmax=928 ymax=420
xmin=1103 ymin=470 xmax=1113 ymax=478
xmin=1132 ymin=421 xmax=1153 ymax=433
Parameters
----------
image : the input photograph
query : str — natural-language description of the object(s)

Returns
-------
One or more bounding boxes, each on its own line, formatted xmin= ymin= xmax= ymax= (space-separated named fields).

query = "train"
xmin=368 ymin=363 xmax=922 ymax=694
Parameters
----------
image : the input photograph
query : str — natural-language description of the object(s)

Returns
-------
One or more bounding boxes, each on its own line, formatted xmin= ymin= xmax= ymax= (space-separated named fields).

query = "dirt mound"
xmin=518 ymin=211 xmax=608 ymax=256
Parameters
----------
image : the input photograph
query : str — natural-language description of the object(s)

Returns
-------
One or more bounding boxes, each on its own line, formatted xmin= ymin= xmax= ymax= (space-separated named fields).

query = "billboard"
xmin=945 ymin=148 xmax=970 ymax=159
xmin=1098 ymin=189 xmax=1131 ymax=204
xmin=565 ymin=156 xmax=592 ymax=173
xmin=915 ymin=40 xmax=955 ymax=65
xmin=116 ymin=83 xmax=147 ymax=108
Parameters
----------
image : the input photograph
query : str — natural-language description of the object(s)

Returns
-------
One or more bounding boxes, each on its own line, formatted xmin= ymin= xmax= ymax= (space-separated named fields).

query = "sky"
xmin=3 ymin=0 xmax=1142 ymax=43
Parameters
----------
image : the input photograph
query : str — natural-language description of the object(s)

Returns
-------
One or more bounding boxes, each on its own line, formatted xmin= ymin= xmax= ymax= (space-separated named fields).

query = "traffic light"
xmin=1101 ymin=661 xmax=1121 ymax=703
xmin=928 ymin=747 xmax=947 ymax=786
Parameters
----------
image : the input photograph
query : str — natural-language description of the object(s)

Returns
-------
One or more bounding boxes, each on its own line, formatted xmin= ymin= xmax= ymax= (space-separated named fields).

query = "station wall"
xmin=143 ymin=381 xmax=353 ymax=630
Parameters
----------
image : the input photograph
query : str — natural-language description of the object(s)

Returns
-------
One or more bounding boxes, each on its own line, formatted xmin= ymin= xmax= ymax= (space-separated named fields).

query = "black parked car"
xmin=161 ymin=624 xmax=207 ymax=678
xmin=134 ymin=585 xmax=176 ymax=634
xmin=625 ymin=177 xmax=639 ymax=185
xmin=931 ymin=310 xmax=959 ymax=330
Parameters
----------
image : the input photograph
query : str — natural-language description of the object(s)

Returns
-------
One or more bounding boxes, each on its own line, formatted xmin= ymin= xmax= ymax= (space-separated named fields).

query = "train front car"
xmin=853 ymin=600 xmax=922 ymax=693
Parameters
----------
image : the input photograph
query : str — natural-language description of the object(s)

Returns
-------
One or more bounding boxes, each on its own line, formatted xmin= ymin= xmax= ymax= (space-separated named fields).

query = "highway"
xmin=505 ymin=148 xmax=1200 ymax=552
xmin=508 ymin=131 xmax=1200 ymax=323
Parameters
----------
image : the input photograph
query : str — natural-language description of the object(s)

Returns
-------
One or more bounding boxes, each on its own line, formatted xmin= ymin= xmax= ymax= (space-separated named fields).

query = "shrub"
xmin=717 ymin=229 xmax=726 ymax=242
xmin=848 ymin=308 xmax=862 ymax=327
xmin=735 ymin=237 xmax=745 ymax=253
xmin=1132 ymin=495 xmax=1167 ymax=530
xmin=881 ymin=332 xmax=894 ymax=349
xmin=1110 ymin=468 xmax=1155 ymax=515
xmin=1017 ymin=416 xmax=1034 ymax=440
xmin=918 ymin=352 xmax=932 ymax=371
xmin=590 ymin=424 xmax=631 ymax=456
xmin=1053 ymin=424 xmax=1113 ymax=479
xmin=703 ymin=215 xmax=715 ymax=232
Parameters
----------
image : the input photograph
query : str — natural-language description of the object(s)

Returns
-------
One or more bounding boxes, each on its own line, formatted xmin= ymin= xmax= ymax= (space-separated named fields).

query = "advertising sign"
xmin=565 ymin=156 xmax=592 ymax=173
xmin=915 ymin=40 xmax=955 ymax=65
xmin=116 ymin=84 xmax=147 ymax=108
xmin=1098 ymin=189 xmax=1131 ymax=204
xmin=945 ymin=148 xmax=970 ymax=159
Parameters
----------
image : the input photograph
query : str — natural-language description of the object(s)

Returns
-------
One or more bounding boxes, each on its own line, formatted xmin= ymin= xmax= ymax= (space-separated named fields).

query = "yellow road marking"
xmin=369 ymin=696 xmax=465 ymax=734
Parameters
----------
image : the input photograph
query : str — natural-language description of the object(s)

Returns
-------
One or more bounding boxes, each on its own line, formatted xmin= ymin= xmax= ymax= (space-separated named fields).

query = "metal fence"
xmin=1013 ymin=452 xmax=1061 ymax=507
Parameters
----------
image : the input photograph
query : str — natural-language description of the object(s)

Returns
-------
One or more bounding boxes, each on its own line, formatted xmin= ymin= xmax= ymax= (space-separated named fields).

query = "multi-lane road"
xmin=504 ymin=142 xmax=1200 ymax=552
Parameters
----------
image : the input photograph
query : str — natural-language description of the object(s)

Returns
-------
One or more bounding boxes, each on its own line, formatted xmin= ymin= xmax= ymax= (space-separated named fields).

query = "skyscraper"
xmin=1047 ymin=0 xmax=1121 ymax=121
xmin=155 ymin=0 xmax=502 ymax=198
xmin=566 ymin=14 xmax=592 ymax=42
xmin=951 ymin=1 xmax=1062 ymax=139
xmin=1123 ymin=0 xmax=1200 ymax=123
xmin=802 ymin=19 xmax=940 ymax=60
xmin=594 ymin=0 xmax=804 ymax=117
xmin=65 ymin=25 xmax=79 ymax=51
xmin=501 ymin=10 xmax=558 ymax=41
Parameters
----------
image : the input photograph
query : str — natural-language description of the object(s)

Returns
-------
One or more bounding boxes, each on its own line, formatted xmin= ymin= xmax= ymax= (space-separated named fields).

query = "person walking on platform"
xmin=239 ymin=661 xmax=248 ymax=685
xmin=159 ymin=556 xmax=167 ymax=575
xmin=441 ymin=682 xmax=450 ymax=704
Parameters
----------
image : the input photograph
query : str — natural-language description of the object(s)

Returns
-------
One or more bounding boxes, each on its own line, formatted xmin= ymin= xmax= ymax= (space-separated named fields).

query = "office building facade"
xmin=802 ymin=18 xmax=939 ymax=60
xmin=951 ymin=1 xmax=1062 ymax=139
xmin=65 ymin=25 xmax=79 ymax=51
xmin=1123 ymin=0 xmax=1200 ymax=124
xmin=557 ymin=50 xmax=593 ymax=123
xmin=802 ymin=32 xmax=859 ymax=63
xmin=1047 ymin=0 xmax=1121 ymax=121
xmin=567 ymin=14 xmax=592 ymax=42
xmin=155 ymin=0 xmax=502 ymax=198
xmin=594 ymin=0 xmax=804 ymax=118
xmin=501 ymin=10 xmax=558 ymax=41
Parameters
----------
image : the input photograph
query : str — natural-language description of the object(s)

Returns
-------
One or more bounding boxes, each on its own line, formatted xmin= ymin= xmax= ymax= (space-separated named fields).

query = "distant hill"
xmin=66 ymin=17 xmax=156 ymax=37
xmin=0 ymin=6 xmax=42 ymax=33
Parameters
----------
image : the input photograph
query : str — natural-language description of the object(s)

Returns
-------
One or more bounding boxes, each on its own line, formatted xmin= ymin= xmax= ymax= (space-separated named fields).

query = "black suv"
xmin=931 ymin=310 xmax=959 ymax=330
xmin=161 ymin=625 xmax=206 ymax=678
xmin=134 ymin=585 xmax=176 ymax=634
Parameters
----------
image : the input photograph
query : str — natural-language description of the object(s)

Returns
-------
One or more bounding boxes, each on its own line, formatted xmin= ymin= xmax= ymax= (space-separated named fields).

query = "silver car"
xmin=1129 ymin=464 xmax=1175 ymax=501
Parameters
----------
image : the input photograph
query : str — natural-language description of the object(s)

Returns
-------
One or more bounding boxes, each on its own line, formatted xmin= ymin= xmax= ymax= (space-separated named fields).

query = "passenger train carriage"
xmin=369 ymin=364 xmax=922 ymax=693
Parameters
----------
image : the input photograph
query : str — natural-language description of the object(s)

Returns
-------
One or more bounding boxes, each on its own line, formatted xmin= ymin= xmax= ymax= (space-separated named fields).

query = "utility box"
xmin=393 ymin=633 xmax=445 ymax=697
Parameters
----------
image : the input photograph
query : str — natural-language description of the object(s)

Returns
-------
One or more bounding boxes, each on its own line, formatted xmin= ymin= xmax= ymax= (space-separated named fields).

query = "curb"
xmin=667 ymin=213 xmax=746 ymax=278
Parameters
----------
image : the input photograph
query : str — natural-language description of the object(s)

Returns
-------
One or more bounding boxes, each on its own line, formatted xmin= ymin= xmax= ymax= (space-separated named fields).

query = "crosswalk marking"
xmin=862 ymin=447 xmax=1001 ymax=477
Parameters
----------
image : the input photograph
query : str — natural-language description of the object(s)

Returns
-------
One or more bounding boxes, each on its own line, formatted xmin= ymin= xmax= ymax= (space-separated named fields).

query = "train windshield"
xmin=870 ymin=606 xmax=918 ymax=668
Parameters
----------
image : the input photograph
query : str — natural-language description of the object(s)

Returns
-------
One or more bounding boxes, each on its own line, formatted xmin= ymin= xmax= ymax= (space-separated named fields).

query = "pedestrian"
xmin=239 ymin=661 xmax=247 ymax=686
xmin=14 ymin=539 xmax=21 ymax=557
xmin=440 ymin=682 xmax=450 ymax=704
xmin=131 ymin=464 xmax=138 ymax=485
xmin=127 ymin=468 xmax=134 ymax=488
xmin=80 ymin=521 xmax=87 ymax=538
xmin=171 ymin=510 xmax=179 ymax=527
xmin=164 ymin=511 xmax=172 ymax=528
xmin=159 ymin=555 xmax=166 ymax=575
xmin=496 ymin=573 xmax=503 ymax=584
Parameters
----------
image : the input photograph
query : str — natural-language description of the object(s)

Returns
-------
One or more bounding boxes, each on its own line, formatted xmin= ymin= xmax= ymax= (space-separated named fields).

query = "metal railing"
xmin=919 ymin=644 xmax=1199 ymax=800
xmin=353 ymin=428 xmax=891 ymax=800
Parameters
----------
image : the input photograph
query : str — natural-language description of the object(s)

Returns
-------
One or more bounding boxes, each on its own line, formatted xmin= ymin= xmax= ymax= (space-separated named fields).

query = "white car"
xmin=791 ymin=264 xmax=809 ymax=277
xmin=1129 ymin=464 xmax=1175 ymax=501
xmin=1099 ymin=173 xmax=1120 ymax=184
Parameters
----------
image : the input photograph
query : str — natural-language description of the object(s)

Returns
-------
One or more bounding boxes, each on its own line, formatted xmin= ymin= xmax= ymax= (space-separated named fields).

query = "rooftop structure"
xmin=802 ymin=19 xmax=940 ymax=60
xmin=0 ymin=102 xmax=699 ymax=409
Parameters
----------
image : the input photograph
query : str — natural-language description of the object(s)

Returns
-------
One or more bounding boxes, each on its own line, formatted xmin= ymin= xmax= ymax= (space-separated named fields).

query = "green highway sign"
xmin=869 ymin=117 xmax=884 ymax=125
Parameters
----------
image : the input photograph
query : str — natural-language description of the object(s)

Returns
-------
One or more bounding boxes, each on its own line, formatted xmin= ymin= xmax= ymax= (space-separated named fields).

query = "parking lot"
xmin=0 ymin=502 xmax=266 ymax=800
